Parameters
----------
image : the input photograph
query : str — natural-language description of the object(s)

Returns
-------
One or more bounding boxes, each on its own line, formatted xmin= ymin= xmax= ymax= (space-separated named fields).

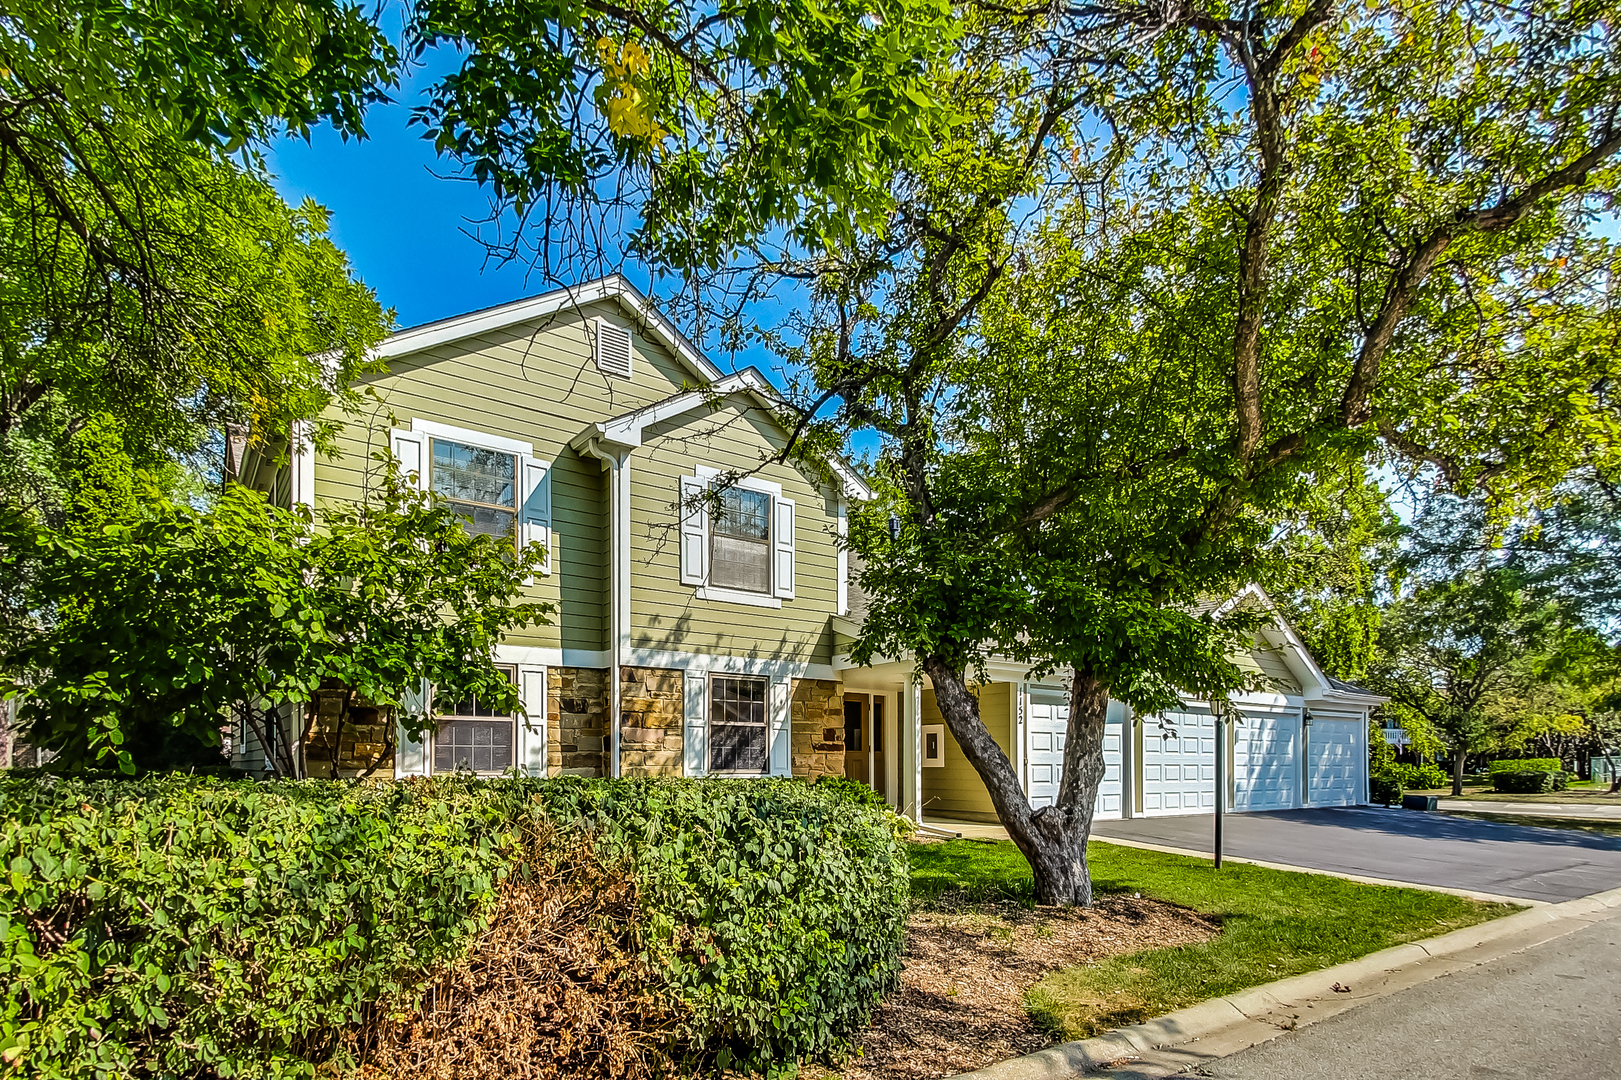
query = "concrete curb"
xmin=945 ymin=884 xmax=1621 ymax=1079
xmin=1089 ymin=833 xmax=1544 ymax=906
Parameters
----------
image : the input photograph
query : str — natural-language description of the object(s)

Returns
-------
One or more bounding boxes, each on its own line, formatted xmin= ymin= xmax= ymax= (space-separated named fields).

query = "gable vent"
xmin=595 ymin=319 xmax=633 ymax=379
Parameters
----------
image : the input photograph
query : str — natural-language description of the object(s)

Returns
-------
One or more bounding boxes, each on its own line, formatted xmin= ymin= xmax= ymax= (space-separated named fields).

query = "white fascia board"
xmin=1307 ymin=689 xmax=1391 ymax=708
xmin=1213 ymin=582 xmax=1335 ymax=699
xmin=593 ymin=366 xmax=875 ymax=501
xmin=373 ymin=274 xmax=725 ymax=384
xmin=597 ymin=370 xmax=759 ymax=446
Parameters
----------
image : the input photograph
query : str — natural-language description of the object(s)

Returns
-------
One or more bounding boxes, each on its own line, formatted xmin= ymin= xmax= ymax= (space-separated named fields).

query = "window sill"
xmin=695 ymin=586 xmax=781 ymax=609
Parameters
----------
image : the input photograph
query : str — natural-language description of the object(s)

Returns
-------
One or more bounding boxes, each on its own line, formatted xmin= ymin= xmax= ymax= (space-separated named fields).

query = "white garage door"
xmin=1025 ymin=695 xmax=1125 ymax=818
xmin=1233 ymin=710 xmax=1300 ymax=811
xmin=1141 ymin=708 xmax=1215 ymax=816
xmin=1026 ymin=698 xmax=1066 ymax=809
xmin=1307 ymin=719 xmax=1362 ymax=806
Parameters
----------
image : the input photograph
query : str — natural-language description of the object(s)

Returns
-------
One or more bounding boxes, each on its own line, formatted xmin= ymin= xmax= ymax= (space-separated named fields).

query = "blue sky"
xmin=267 ymin=60 xmax=590 ymax=334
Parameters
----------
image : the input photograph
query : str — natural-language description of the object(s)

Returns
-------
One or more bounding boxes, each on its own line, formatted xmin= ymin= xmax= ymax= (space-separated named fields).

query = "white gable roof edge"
xmin=373 ymin=273 xmax=726 ymax=384
xmin=586 ymin=366 xmax=874 ymax=501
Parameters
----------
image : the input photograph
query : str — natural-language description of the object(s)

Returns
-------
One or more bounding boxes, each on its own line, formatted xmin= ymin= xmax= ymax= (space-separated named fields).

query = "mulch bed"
xmin=816 ymin=892 xmax=1221 ymax=1080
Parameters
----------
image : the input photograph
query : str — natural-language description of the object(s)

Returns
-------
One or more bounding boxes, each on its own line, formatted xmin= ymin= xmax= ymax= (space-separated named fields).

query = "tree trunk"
xmin=1451 ymin=744 xmax=1467 ymax=797
xmin=917 ymin=654 xmax=1109 ymax=907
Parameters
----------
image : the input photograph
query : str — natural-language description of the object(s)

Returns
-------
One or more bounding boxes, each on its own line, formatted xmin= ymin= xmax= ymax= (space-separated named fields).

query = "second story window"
xmin=431 ymin=438 xmax=517 ymax=544
xmin=710 ymin=486 xmax=771 ymax=593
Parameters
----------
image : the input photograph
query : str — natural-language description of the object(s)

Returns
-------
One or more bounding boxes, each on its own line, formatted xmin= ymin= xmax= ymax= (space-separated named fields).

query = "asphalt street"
xmin=1091 ymin=807 xmax=1621 ymax=902
xmin=1190 ymin=914 xmax=1621 ymax=1080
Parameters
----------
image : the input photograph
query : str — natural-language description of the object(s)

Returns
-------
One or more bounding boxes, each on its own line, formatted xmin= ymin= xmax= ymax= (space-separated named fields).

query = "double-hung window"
xmin=431 ymin=438 xmax=518 ymax=545
xmin=710 ymin=675 xmax=769 ymax=773
xmin=679 ymin=475 xmax=794 ymax=602
xmin=710 ymin=487 xmax=772 ymax=593
xmin=433 ymin=667 xmax=517 ymax=774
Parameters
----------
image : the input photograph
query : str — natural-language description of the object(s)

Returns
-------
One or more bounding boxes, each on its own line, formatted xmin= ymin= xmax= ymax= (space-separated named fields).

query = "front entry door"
xmin=844 ymin=696 xmax=869 ymax=785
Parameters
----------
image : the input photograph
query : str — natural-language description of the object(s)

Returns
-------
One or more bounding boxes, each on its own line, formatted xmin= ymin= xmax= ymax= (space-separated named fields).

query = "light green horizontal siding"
xmin=922 ymin=682 xmax=1012 ymax=823
xmin=304 ymin=298 xmax=841 ymax=661
xmin=628 ymin=400 xmax=839 ymax=665
xmin=311 ymin=301 xmax=695 ymax=653
xmin=1233 ymin=637 xmax=1302 ymax=694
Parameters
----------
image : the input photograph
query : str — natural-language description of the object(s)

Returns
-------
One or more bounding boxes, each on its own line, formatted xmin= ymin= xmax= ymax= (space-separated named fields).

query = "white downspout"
xmin=579 ymin=436 xmax=632 ymax=779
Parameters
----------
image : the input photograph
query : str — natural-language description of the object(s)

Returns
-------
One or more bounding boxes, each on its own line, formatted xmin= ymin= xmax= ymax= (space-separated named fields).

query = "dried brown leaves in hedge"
xmin=355 ymin=829 xmax=686 ymax=1080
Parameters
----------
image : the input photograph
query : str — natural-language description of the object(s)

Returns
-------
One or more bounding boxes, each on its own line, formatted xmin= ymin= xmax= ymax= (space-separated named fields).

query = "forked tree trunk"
xmin=919 ymin=655 xmax=1111 ymax=906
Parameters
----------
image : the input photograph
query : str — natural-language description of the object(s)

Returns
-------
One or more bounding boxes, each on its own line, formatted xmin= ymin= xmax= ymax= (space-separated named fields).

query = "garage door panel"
xmin=1025 ymin=695 xmax=1124 ymax=818
xmin=1234 ymin=711 xmax=1299 ymax=811
xmin=1142 ymin=708 xmax=1215 ymax=817
xmin=1308 ymin=719 xmax=1361 ymax=807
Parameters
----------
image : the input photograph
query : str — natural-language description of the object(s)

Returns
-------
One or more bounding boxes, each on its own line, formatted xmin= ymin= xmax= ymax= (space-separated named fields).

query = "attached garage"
xmin=839 ymin=584 xmax=1385 ymax=825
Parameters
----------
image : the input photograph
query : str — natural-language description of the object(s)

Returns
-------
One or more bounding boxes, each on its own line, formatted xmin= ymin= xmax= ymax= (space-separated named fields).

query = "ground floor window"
xmin=710 ymin=674 xmax=769 ymax=773
xmin=433 ymin=667 xmax=517 ymax=774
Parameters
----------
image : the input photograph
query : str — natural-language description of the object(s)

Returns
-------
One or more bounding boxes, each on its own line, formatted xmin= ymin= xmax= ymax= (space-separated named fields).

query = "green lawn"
xmin=909 ymin=839 xmax=1518 ymax=1041
xmin=1443 ymin=810 xmax=1621 ymax=837
xmin=1416 ymin=780 xmax=1621 ymax=805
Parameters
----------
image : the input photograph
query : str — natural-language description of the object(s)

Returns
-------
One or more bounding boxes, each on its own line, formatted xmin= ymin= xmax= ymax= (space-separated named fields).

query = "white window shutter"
xmin=682 ymin=671 xmax=706 ymax=777
xmin=679 ymin=477 xmax=707 ymax=586
xmin=521 ymin=456 xmax=552 ymax=574
xmin=773 ymin=497 xmax=796 ymax=599
xmin=518 ymin=665 xmax=548 ymax=777
xmin=595 ymin=318 xmax=633 ymax=378
xmin=835 ymin=497 xmax=848 ymax=615
xmin=390 ymin=428 xmax=427 ymax=491
xmin=769 ymin=678 xmax=791 ymax=776
xmin=394 ymin=678 xmax=430 ymax=778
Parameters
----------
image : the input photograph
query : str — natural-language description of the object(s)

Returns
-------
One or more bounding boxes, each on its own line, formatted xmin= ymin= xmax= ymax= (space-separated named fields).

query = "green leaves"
xmin=1 ymin=469 xmax=551 ymax=776
xmin=0 ymin=774 xmax=910 ymax=1078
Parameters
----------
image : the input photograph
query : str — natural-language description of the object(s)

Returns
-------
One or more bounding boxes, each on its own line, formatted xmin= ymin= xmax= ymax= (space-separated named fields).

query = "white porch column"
xmin=1120 ymin=703 xmax=1135 ymax=819
xmin=903 ymin=680 xmax=925 ymax=822
xmin=1014 ymin=681 xmax=1028 ymax=794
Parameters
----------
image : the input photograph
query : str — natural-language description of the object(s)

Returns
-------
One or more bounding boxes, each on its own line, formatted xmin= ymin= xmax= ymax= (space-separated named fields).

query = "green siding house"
xmin=228 ymin=275 xmax=1383 ymax=825
xmin=229 ymin=275 xmax=870 ymax=787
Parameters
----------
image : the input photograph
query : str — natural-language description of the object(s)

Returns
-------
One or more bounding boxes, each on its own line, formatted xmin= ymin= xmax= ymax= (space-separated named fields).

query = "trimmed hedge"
xmin=0 ymin=774 xmax=910 ymax=1078
xmin=1370 ymin=763 xmax=1449 ymax=797
xmin=1491 ymin=769 xmax=1568 ymax=794
xmin=1488 ymin=758 xmax=1562 ymax=774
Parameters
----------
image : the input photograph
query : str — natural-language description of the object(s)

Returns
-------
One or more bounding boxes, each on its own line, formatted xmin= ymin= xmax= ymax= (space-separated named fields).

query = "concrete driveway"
xmin=1091 ymin=807 xmax=1621 ymax=903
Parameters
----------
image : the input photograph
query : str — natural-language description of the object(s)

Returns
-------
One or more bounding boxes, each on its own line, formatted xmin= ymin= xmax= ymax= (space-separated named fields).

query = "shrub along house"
xmin=228 ymin=275 xmax=1381 ymax=824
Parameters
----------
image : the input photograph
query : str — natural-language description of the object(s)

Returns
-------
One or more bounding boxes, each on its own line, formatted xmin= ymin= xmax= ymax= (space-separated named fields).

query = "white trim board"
xmin=410 ymin=417 xmax=535 ymax=457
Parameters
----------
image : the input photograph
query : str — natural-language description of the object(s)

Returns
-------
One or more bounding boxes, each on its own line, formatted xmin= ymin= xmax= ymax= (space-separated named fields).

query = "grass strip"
xmin=909 ymin=838 xmax=1518 ymax=1041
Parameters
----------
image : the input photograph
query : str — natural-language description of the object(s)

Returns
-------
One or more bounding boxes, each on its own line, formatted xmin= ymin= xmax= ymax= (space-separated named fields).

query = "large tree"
xmin=1368 ymin=568 xmax=1562 ymax=794
xmin=654 ymin=0 xmax=1621 ymax=904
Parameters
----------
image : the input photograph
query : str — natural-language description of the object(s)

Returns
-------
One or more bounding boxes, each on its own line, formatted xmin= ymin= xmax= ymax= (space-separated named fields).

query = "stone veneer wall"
xmin=303 ymin=689 xmax=391 ymax=777
xmin=790 ymin=678 xmax=845 ymax=779
xmin=549 ymin=667 xmax=609 ymax=777
xmin=619 ymin=666 xmax=685 ymax=777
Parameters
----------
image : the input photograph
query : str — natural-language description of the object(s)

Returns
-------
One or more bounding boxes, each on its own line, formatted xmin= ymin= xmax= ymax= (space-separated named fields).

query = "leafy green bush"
xmin=1488 ymin=758 xmax=1562 ymax=775
xmin=1370 ymin=774 xmax=1401 ymax=806
xmin=0 ymin=774 xmax=908 ymax=1078
xmin=1491 ymin=769 xmax=1567 ymax=794
xmin=1371 ymin=763 xmax=1449 ymax=792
